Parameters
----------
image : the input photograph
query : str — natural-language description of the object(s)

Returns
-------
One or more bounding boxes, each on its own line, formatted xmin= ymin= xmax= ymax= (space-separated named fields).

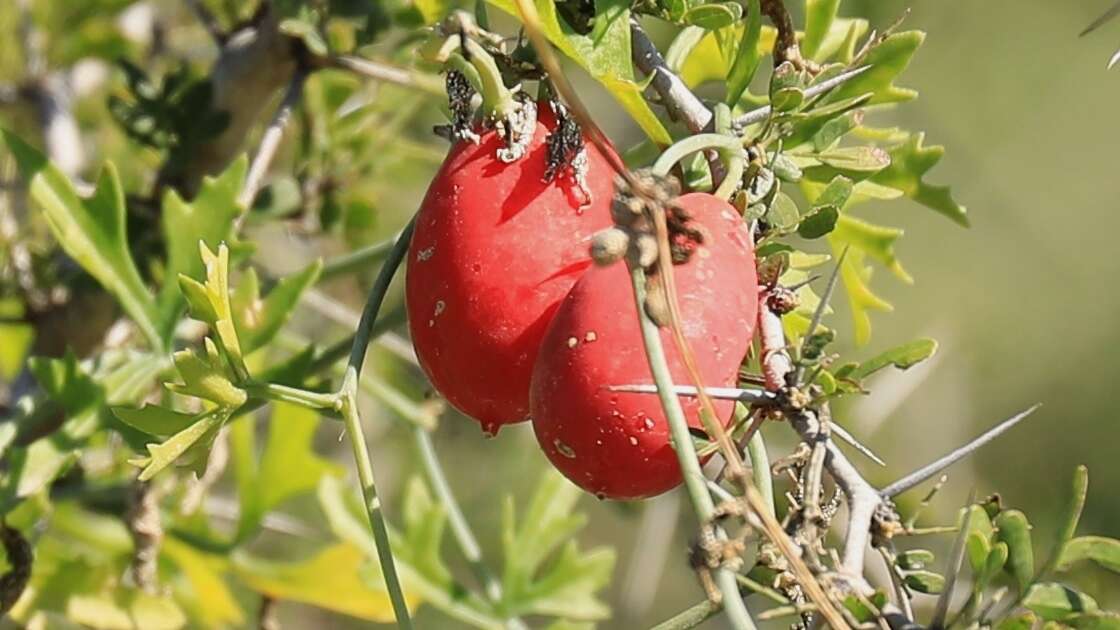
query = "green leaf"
xmin=683 ymin=3 xmax=741 ymax=30
xmin=161 ymin=537 xmax=244 ymax=627
xmin=233 ymin=543 xmax=418 ymax=622
xmin=897 ymin=549 xmax=934 ymax=570
xmin=814 ymin=175 xmax=854 ymax=209
xmin=1067 ymin=612 xmax=1120 ymax=630
xmin=1024 ymin=583 xmax=1099 ymax=621
xmin=231 ymin=261 xmax=323 ymax=354
xmin=827 ymin=240 xmax=892 ymax=344
xmin=797 ymin=206 xmax=839 ymax=239
xmin=871 ymin=133 xmax=969 ymax=227
xmin=1058 ymin=536 xmax=1120 ymax=574
xmin=998 ymin=612 xmax=1040 ymax=630
xmin=235 ymin=402 xmax=341 ymax=542
xmin=178 ymin=243 xmax=249 ymax=381
xmin=2 ymin=439 xmax=79 ymax=504
xmin=725 ymin=0 xmax=762 ymax=105
xmin=825 ymin=31 xmax=924 ymax=104
xmin=849 ymin=338 xmax=937 ymax=380
xmin=814 ymin=145 xmax=891 ymax=174
xmin=2 ymin=130 xmax=161 ymax=349
xmin=983 ymin=542 xmax=1010 ymax=587
xmin=963 ymin=504 xmax=996 ymax=575
xmin=766 ymin=192 xmax=800 ymax=231
xmin=113 ymin=405 xmax=201 ymax=437
xmin=802 ymin=0 xmax=840 ymax=59
xmin=902 ymin=570 xmax=944 ymax=594
xmin=157 ymin=157 xmax=246 ymax=336
xmin=994 ymin=510 xmax=1035 ymax=594
xmin=0 ymin=299 xmax=32 ymax=379
xmin=166 ymin=340 xmax=247 ymax=408
xmin=28 ymin=352 xmax=103 ymax=430
xmin=830 ymin=214 xmax=911 ymax=283
xmin=487 ymin=0 xmax=671 ymax=145
xmin=396 ymin=477 xmax=453 ymax=588
xmin=68 ymin=590 xmax=188 ymax=630
xmin=501 ymin=469 xmax=615 ymax=620
xmin=130 ymin=408 xmax=228 ymax=481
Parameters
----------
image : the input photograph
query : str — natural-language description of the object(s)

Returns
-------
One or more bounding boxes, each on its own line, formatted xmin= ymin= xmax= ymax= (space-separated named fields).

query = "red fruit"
xmin=406 ymin=102 xmax=616 ymax=434
xmin=530 ymin=194 xmax=759 ymax=500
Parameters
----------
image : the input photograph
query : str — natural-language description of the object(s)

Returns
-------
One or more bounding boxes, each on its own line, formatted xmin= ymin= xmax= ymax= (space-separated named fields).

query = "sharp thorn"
xmin=830 ymin=422 xmax=887 ymax=467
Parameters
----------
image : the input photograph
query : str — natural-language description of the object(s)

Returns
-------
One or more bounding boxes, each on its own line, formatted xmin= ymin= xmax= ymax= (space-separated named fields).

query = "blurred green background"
xmin=3 ymin=0 xmax=1120 ymax=627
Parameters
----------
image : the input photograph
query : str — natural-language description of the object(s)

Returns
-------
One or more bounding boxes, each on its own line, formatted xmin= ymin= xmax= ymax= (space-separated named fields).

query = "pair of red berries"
xmin=406 ymin=102 xmax=760 ymax=500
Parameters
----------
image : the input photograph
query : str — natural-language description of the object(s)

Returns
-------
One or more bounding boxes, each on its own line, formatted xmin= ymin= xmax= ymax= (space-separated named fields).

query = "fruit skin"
xmin=530 ymin=194 xmax=759 ymax=500
xmin=406 ymin=103 xmax=616 ymax=435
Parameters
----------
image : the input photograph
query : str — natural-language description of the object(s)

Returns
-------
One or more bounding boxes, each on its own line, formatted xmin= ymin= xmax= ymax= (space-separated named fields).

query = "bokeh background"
xmin=3 ymin=0 xmax=1119 ymax=627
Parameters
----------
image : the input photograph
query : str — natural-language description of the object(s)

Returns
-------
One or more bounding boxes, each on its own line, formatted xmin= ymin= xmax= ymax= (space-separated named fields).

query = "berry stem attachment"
xmin=652 ymin=134 xmax=746 ymax=200
xmin=627 ymin=262 xmax=757 ymax=630
xmin=460 ymin=37 xmax=519 ymax=121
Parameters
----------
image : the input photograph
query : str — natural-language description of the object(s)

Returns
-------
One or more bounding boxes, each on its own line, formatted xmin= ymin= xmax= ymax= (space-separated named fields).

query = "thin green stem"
xmin=461 ymin=38 xmax=518 ymax=119
xmin=651 ymin=133 xmax=745 ymax=200
xmin=336 ymin=219 xmax=417 ymax=629
xmin=337 ymin=381 xmax=413 ymax=629
xmin=734 ymin=402 xmax=774 ymax=518
xmin=319 ymin=232 xmax=400 ymax=281
xmin=628 ymin=264 xmax=756 ymax=630
xmin=243 ymin=382 xmax=337 ymax=410
xmin=414 ymin=428 xmax=528 ymax=630
xmin=651 ymin=599 xmax=720 ymax=630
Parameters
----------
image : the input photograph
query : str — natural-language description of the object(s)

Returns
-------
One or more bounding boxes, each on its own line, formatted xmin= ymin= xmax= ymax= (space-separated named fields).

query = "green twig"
xmin=628 ymin=264 xmax=756 ymax=630
xmin=335 ymin=219 xmax=417 ymax=629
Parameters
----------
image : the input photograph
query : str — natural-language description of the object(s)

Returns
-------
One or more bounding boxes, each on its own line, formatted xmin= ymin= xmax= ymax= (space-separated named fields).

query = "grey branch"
xmin=630 ymin=20 xmax=712 ymax=133
xmin=879 ymin=404 xmax=1041 ymax=498
xmin=237 ymin=69 xmax=308 ymax=211
xmin=329 ymin=55 xmax=444 ymax=95
xmin=185 ymin=0 xmax=226 ymax=45
xmin=733 ymin=65 xmax=871 ymax=128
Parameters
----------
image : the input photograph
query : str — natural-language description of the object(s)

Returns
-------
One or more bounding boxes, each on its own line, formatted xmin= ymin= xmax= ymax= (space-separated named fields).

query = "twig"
xmin=127 ymin=480 xmax=163 ymax=593
xmin=879 ymin=404 xmax=1041 ymax=498
xmin=185 ymin=0 xmax=226 ymax=45
xmin=931 ymin=493 xmax=976 ymax=629
xmin=329 ymin=55 xmax=444 ymax=95
xmin=335 ymin=219 xmax=417 ymax=629
xmin=760 ymin=0 xmax=803 ymax=66
xmin=733 ymin=65 xmax=871 ymax=128
xmin=1082 ymin=1 xmax=1120 ymax=36
xmin=628 ymin=264 xmax=757 ymax=630
xmin=629 ymin=20 xmax=712 ymax=132
xmin=238 ymin=69 xmax=308 ymax=211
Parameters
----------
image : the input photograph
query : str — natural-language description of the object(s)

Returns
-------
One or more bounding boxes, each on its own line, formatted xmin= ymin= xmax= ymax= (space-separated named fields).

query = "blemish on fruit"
xmin=644 ymin=418 xmax=656 ymax=430
xmin=567 ymin=336 xmax=579 ymax=348
xmin=584 ymin=331 xmax=597 ymax=343
xmin=434 ymin=300 xmax=446 ymax=317
xmin=628 ymin=436 xmax=639 ymax=446
xmin=554 ymin=439 xmax=577 ymax=459
xmin=417 ymin=246 xmax=435 ymax=261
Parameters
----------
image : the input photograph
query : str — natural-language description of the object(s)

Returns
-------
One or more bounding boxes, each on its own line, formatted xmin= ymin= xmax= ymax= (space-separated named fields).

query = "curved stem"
xmin=651 ymin=133 xmax=745 ymax=200
xmin=628 ymin=264 xmax=757 ymax=630
xmin=336 ymin=219 xmax=417 ymax=629
xmin=461 ymin=38 xmax=517 ymax=119
xmin=735 ymin=402 xmax=774 ymax=517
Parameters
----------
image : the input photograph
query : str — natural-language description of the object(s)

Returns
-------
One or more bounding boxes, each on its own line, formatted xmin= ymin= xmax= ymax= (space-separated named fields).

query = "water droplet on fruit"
xmin=584 ymin=331 xmax=597 ymax=343
xmin=567 ymin=336 xmax=579 ymax=348
xmin=644 ymin=418 xmax=655 ymax=430
xmin=554 ymin=439 xmax=577 ymax=459
xmin=628 ymin=436 xmax=639 ymax=446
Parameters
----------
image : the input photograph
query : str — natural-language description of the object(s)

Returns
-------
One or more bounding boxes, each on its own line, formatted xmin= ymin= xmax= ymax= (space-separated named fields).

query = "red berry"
xmin=406 ymin=103 xmax=616 ymax=435
xmin=529 ymin=194 xmax=759 ymax=500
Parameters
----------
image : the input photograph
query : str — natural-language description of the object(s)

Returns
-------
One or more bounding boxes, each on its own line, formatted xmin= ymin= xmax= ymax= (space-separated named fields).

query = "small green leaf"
xmin=397 ymin=477 xmax=453 ymax=588
xmin=157 ymin=157 xmax=246 ymax=336
xmin=769 ymin=62 xmax=806 ymax=112
xmin=2 ymin=130 xmax=161 ymax=349
xmin=501 ymin=469 xmax=615 ymax=620
xmin=871 ymin=133 xmax=968 ymax=227
xmin=827 ymin=243 xmax=892 ymax=344
xmin=830 ymin=214 xmax=911 ymax=283
xmin=232 ymin=261 xmax=323 ymax=354
xmin=849 ymin=338 xmax=937 ymax=380
xmin=802 ymin=0 xmax=841 ymax=59
xmin=1058 ymin=536 xmax=1120 ymax=574
xmin=994 ymin=510 xmax=1035 ymax=594
xmin=983 ymin=542 xmax=1010 ymax=587
xmin=1024 ymin=583 xmax=1099 ymax=621
xmin=683 ymin=2 xmax=741 ymax=30
xmin=766 ymin=192 xmax=800 ymax=231
xmin=814 ymin=175 xmax=854 ymax=210
xmin=725 ymin=0 xmax=762 ymax=105
xmin=487 ymin=0 xmax=671 ymax=145
xmin=162 ymin=537 xmax=245 ymax=626
xmin=113 ymin=405 xmax=201 ymax=437
xmin=902 ymin=570 xmax=944 ymax=594
xmin=131 ymin=409 xmax=228 ymax=481
xmin=179 ymin=243 xmax=249 ymax=381
xmin=897 ymin=549 xmax=935 ymax=570
xmin=998 ymin=612 xmax=1039 ymax=630
xmin=814 ymin=146 xmax=891 ymax=173
xmin=797 ymin=206 xmax=839 ymax=239
xmin=167 ymin=341 xmax=247 ymax=408
xmin=964 ymin=505 xmax=996 ymax=575
xmin=233 ymin=543 xmax=418 ymax=622
xmin=1067 ymin=612 xmax=1120 ymax=630
xmin=825 ymin=31 xmax=925 ymax=104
